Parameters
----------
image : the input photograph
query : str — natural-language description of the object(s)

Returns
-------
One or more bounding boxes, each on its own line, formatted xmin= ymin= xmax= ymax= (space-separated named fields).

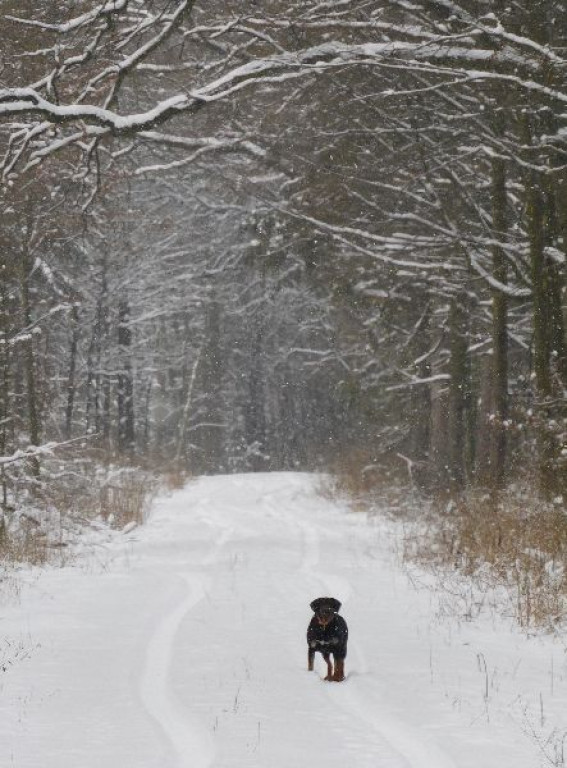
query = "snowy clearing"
xmin=1 ymin=473 xmax=566 ymax=768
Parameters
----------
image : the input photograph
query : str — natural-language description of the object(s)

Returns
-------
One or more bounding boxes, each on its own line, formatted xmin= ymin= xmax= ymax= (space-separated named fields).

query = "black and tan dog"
xmin=307 ymin=597 xmax=348 ymax=682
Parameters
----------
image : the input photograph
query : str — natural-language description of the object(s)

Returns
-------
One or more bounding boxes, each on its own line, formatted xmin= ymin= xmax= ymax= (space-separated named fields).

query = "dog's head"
xmin=314 ymin=604 xmax=334 ymax=627
xmin=310 ymin=596 xmax=341 ymax=626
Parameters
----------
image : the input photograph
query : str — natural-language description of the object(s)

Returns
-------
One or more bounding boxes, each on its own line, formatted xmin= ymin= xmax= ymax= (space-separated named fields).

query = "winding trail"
xmin=139 ymin=572 xmax=212 ymax=768
xmin=0 ymin=472 xmax=539 ymax=768
xmin=293 ymin=513 xmax=457 ymax=768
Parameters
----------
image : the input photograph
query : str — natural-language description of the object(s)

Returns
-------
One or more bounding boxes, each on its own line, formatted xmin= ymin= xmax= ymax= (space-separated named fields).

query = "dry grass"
xmin=97 ymin=469 xmax=156 ymax=528
xmin=0 ymin=516 xmax=51 ymax=567
xmin=161 ymin=466 xmax=192 ymax=492
xmin=328 ymin=448 xmax=567 ymax=631
xmin=404 ymin=487 xmax=567 ymax=630
xmin=0 ymin=453 xmax=161 ymax=568
xmin=327 ymin=448 xmax=415 ymax=513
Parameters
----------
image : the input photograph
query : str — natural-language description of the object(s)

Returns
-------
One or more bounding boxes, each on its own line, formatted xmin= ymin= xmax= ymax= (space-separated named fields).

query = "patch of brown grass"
xmin=326 ymin=448 xmax=416 ymax=513
xmin=162 ymin=467 xmax=191 ymax=492
xmin=403 ymin=487 xmax=567 ymax=630
xmin=0 ymin=454 xmax=160 ymax=568
xmin=98 ymin=469 xmax=155 ymax=528
xmin=0 ymin=515 xmax=51 ymax=567
xmin=327 ymin=448 xmax=567 ymax=631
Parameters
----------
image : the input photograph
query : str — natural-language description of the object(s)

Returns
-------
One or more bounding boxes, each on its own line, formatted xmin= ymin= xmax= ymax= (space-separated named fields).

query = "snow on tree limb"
xmin=386 ymin=373 xmax=450 ymax=392
xmin=0 ymin=89 xmax=194 ymax=133
xmin=0 ymin=436 xmax=94 ymax=466
xmin=134 ymin=134 xmax=266 ymax=175
xmin=1 ymin=9 xmax=565 ymax=184
xmin=5 ymin=0 xmax=130 ymax=34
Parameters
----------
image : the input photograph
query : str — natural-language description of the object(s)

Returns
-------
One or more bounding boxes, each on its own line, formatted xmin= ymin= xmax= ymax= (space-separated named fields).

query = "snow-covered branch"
xmin=0 ymin=436 xmax=94 ymax=467
xmin=1 ymin=0 xmax=564 ymax=183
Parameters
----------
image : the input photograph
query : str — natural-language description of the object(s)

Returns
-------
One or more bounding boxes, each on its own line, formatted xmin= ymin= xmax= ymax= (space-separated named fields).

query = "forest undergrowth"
xmin=0 ymin=450 xmax=180 ymax=572
xmin=330 ymin=451 xmax=567 ymax=634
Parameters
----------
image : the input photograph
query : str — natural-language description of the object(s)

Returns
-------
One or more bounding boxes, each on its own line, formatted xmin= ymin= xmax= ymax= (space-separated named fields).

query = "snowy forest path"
xmin=1 ymin=473 xmax=472 ymax=768
xmin=139 ymin=571 xmax=213 ymax=768
xmin=137 ymin=507 xmax=236 ymax=768
xmin=284 ymin=503 xmax=458 ymax=768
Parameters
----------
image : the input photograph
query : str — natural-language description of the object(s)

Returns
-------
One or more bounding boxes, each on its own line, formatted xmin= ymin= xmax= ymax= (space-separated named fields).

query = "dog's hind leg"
xmin=323 ymin=653 xmax=333 ymax=681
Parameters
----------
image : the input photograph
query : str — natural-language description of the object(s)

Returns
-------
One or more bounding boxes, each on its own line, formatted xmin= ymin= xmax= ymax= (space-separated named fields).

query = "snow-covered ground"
xmin=1 ymin=472 xmax=566 ymax=768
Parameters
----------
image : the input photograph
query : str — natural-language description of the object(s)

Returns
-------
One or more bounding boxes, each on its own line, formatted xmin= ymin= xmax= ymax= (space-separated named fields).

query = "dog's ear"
xmin=310 ymin=597 xmax=342 ymax=613
xmin=328 ymin=597 xmax=341 ymax=613
xmin=310 ymin=597 xmax=326 ymax=612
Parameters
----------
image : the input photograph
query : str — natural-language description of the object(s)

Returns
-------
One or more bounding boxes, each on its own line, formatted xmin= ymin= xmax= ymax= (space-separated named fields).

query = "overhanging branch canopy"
xmin=0 ymin=3 xmax=565 ymax=183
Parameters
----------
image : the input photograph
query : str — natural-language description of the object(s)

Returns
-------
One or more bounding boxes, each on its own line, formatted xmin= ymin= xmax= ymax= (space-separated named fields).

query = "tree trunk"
xmin=65 ymin=304 xmax=80 ymax=439
xmin=521 ymin=115 xmax=557 ymax=494
xmin=553 ymin=169 xmax=567 ymax=386
xmin=407 ymin=303 xmax=431 ymax=465
xmin=86 ymin=255 xmax=109 ymax=440
xmin=199 ymin=298 xmax=224 ymax=473
xmin=245 ymin=322 xmax=267 ymax=472
xmin=117 ymin=296 xmax=135 ymax=454
xmin=0 ymin=255 xmax=12 ymax=508
xmin=21 ymin=228 xmax=40 ymax=477
xmin=447 ymin=295 xmax=469 ymax=487
xmin=488 ymin=156 xmax=509 ymax=488
xmin=176 ymin=346 xmax=202 ymax=465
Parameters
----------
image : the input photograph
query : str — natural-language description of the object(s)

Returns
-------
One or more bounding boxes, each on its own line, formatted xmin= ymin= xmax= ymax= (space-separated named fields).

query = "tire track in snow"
xmin=296 ymin=515 xmax=457 ymax=768
xmin=139 ymin=572 xmax=213 ymax=768
xmin=138 ymin=526 xmax=233 ymax=768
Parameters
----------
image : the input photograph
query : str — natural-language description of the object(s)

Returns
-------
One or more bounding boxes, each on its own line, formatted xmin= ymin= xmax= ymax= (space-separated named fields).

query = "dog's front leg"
xmin=308 ymin=648 xmax=315 ymax=671
xmin=333 ymin=657 xmax=345 ymax=682
xmin=323 ymin=653 xmax=333 ymax=681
